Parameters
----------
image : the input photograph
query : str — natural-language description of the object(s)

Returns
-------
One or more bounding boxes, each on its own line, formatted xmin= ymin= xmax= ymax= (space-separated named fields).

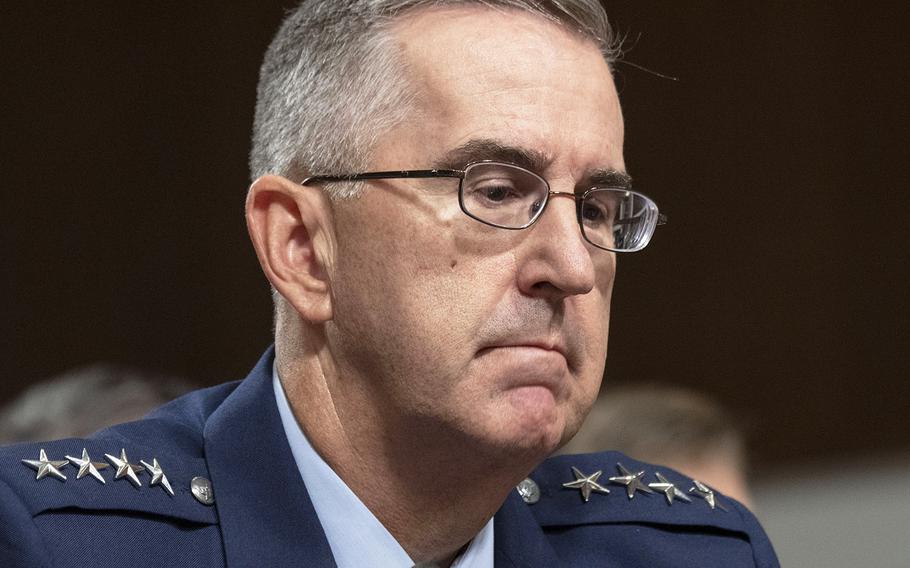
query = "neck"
xmin=276 ymin=332 xmax=544 ymax=565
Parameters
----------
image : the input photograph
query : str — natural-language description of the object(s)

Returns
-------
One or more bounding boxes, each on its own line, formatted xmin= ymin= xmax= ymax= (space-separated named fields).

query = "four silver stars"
xmin=557 ymin=462 xmax=731 ymax=513
xmin=22 ymin=447 xmax=183 ymax=499
xmin=140 ymin=458 xmax=175 ymax=496
xmin=689 ymin=479 xmax=727 ymax=511
xmin=66 ymin=448 xmax=109 ymax=484
xmin=22 ymin=449 xmax=69 ymax=481
xmin=562 ymin=466 xmax=610 ymax=502
xmin=105 ymin=449 xmax=146 ymax=487
xmin=648 ymin=472 xmax=691 ymax=505
xmin=608 ymin=463 xmax=655 ymax=499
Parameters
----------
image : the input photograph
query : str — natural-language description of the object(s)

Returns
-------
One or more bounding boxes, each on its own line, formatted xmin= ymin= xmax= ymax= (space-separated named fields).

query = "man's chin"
xmin=504 ymin=383 xmax=559 ymax=412
xmin=479 ymin=392 xmax=566 ymax=458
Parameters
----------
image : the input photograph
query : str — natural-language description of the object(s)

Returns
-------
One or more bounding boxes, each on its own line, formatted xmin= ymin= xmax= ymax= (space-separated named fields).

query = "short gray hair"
xmin=249 ymin=0 xmax=618 ymax=195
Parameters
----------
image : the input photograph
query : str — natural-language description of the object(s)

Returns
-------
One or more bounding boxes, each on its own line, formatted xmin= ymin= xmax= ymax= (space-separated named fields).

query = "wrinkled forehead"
xmin=391 ymin=5 xmax=613 ymax=97
xmin=385 ymin=5 xmax=624 ymax=176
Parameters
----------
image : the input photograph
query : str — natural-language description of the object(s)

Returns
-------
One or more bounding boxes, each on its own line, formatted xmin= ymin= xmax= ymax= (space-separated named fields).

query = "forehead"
xmin=387 ymin=5 xmax=624 ymax=175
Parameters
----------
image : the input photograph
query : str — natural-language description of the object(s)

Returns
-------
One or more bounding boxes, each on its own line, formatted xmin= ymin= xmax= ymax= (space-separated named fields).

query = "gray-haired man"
xmin=1 ymin=2 xmax=778 ymax=566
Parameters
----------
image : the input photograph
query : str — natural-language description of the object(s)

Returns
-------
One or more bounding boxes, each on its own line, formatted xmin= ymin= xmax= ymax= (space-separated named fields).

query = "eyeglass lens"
xmin=460 ymin=162 xmax=547 ymax=229
xmin=460 ymin=162 xmax=659 ymax=251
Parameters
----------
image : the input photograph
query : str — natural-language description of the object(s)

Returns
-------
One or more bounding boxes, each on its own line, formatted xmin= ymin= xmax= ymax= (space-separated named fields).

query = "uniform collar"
xmin=272 ymin=361 xmax=496 ymax=568
xmin=271 ymin=362 xmax=415 ymax=567
xmin=203 ymin=347 xmax=337 ymax=567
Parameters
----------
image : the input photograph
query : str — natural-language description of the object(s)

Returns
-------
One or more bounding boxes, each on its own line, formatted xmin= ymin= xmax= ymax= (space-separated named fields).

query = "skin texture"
xmin=246 ymin=6 xmax=625 ymax=565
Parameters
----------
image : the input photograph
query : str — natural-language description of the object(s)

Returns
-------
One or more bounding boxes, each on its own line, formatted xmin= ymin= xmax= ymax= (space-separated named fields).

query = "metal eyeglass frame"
xmin=301 ymin=160 xmax=667 ymax=252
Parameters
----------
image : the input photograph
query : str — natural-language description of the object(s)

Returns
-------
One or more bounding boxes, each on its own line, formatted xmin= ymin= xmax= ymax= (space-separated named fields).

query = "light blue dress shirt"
xmin=273 ymin=365 xmax=494 ymax=567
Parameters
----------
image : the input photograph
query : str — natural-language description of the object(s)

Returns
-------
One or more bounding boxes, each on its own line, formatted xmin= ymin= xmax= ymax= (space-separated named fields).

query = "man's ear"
xmin=245 ymin=175 xmax=335 ymax=323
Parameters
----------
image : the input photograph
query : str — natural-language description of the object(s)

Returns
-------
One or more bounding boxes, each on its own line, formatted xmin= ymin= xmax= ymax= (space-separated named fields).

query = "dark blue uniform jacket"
xmin=0 ymin=348 xmax=779 ymax=567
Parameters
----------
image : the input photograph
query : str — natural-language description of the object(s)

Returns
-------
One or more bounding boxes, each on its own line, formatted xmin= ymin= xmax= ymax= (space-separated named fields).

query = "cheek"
xmin=579 ymin=262 xmax=615 ymax=354
xmin=563 ymin=268 xmax=613 ymax=411
xmin=593 ymin=256 xmax=616 ymax=351
xmin=383 ymin=210 xmax=513 ymax=341
xmin=332 ymin=223 xmax=500 ymax=373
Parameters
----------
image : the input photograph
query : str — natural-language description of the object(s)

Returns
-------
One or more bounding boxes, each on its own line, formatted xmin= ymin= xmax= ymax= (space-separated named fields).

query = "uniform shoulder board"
xmin=0 ymin=436 xmax=217 ymax=525
xmin=523 ymin=450 xmax=779 ymax=567
xmin=0 ymin=416 xmax=224 ymax=568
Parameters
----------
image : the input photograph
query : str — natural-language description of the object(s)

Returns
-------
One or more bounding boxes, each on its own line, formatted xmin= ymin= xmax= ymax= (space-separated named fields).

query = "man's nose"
xmin=515 ymin=192 xmax=599 ymax=300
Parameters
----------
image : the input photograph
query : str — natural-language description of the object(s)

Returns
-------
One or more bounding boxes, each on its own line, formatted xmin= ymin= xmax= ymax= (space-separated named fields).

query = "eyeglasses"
xmin=302 ymin=160 xmax=667 ymax=252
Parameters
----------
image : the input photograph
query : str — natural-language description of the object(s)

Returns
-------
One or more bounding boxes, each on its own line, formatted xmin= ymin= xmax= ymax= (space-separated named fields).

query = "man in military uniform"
xmin=0 ymin=1 xmax=779 ymax=566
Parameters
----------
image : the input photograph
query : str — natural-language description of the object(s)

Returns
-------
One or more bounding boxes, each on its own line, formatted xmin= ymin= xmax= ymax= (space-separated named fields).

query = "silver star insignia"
xmin=140 ymin=458 xmax=175 ymax=497
xmin=648 ymin=472 xmax=691 ymax=505
xmin=66 ymin=448 xmax=109 ymax=484
xmin=608 ymin=463 xmax=655 ymax=499
xmin=562 ymin=466 xmax=610 ymax=502
xmin=22 ymin=449 xmax=69 ymax=481
xmin=105 ymin=449 xmax=145 ymax=487
xmin=689 ymin=479 xmax=727 ymax=511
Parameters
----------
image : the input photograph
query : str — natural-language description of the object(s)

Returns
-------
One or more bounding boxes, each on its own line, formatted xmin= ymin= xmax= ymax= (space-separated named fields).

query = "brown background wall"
xmin=2 ymin=2 xmax=908 ymax=475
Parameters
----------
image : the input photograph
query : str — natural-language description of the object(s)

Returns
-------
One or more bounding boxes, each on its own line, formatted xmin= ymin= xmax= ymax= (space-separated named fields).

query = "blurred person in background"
xmin=0 ymin=364 xmax=193 ymax=444
xmin=560 ymin=385 xmax=753 ymax=507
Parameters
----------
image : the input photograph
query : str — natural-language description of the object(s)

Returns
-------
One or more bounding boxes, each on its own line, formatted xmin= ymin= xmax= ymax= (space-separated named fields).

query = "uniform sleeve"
xmin=0 ymin=476 xmax=53 ymax=568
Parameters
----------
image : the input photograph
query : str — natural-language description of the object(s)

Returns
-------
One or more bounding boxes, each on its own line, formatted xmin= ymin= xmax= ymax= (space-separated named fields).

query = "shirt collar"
xmin=272 ymin=363 xmax=494 ymax=568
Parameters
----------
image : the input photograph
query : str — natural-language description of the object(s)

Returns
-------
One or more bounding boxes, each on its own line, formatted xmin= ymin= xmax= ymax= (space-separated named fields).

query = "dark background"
xmin=3 ymin=3 xmax=908 ymax=476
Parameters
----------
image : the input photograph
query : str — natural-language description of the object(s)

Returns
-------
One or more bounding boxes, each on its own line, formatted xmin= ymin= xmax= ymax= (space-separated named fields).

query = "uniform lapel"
xmin=494 ymin=490 xmax=561 ymax=567
xmin=203 ymin=347 xmax=337 ymax=567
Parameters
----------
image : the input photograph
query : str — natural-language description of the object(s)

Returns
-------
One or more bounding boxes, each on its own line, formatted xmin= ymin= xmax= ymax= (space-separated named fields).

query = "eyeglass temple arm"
xmin=301 ymin=169 xmax=464 ymax=185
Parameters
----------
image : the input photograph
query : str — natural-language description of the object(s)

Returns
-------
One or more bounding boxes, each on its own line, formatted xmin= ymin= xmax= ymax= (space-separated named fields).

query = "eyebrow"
xmin=433 ymin=138 xmax=632 ymax=190
xmin=433 ymin=139 xmax=552 ymax=172
xmin=587 ymin=168 xmax=633 ymax=190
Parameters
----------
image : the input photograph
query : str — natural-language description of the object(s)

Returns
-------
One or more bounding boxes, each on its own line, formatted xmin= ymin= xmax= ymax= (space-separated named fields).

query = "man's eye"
xmin=581 ymin=202 xmax=607 ymax=223
xmin=483 ymin=185 xmax=512 ymax=202
xmin=471 ymin=183 xmax=520 ymax=205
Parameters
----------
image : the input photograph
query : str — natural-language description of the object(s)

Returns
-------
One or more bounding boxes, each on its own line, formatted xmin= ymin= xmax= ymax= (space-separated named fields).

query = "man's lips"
xmin=475 ymin=342 xmax=571 ymax=395
xmin=477 ymin=340 xmax=567 ymax=359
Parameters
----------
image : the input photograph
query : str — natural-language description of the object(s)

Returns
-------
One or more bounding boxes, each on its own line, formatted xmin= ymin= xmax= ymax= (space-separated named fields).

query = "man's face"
xmin=326 ymin=6 xmax=625 ymax=458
